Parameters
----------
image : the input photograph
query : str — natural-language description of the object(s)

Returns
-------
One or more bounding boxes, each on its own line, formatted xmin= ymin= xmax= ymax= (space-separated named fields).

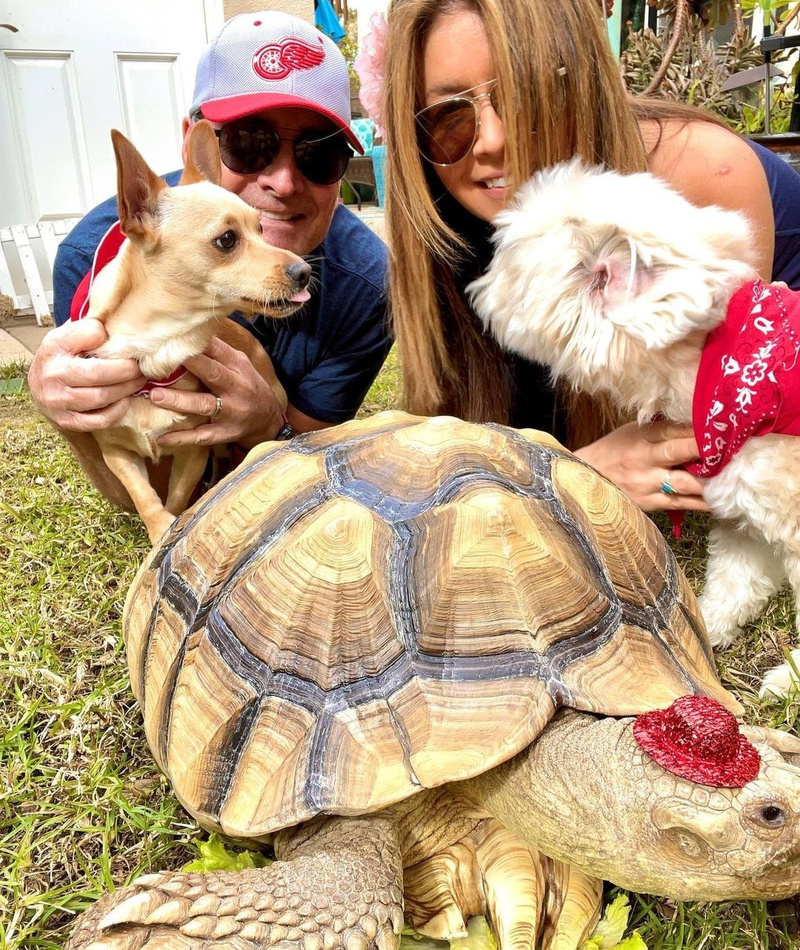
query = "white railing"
xmin=0 ymin=219 xmax=81 ymax=327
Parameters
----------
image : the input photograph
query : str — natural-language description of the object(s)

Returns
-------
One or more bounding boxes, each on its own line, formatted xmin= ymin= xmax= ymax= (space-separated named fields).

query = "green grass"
xmin=357 ymin=344 xmax=402 ymax=418
xmin=0 ymin=351 xmax=797 ymax=949
xmin=0 ymin=390 xmax=194 ymax=948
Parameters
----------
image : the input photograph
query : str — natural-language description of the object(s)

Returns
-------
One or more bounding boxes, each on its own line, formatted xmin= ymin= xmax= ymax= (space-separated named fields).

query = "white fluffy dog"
xmin=469 ymin=158 xmax=800 ymax=700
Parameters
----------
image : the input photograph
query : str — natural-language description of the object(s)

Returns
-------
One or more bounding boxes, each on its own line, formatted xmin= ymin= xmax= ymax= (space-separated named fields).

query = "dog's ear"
xmin=111 ymin=129 xmax=166 ymax=249
xmin=590 ymin=245 xmax=657 ymax=315
xmin=180 ymin=119 xmax=222 ymax=187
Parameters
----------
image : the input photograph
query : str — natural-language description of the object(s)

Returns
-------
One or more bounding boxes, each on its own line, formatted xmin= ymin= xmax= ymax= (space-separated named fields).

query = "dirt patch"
xmin=1 ymin=392 xmax=43 ymax=430
xmin=0 ymin=294 xmax=14 ymax=321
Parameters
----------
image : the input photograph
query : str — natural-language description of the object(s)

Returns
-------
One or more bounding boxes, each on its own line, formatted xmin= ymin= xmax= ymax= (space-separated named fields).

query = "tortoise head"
xmin=465 ymin=706 xmax=800 ymax=902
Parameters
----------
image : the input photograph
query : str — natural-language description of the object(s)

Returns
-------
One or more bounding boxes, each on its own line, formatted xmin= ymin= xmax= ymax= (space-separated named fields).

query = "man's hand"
xmin=152 ymin=335 xmax=286 ymax=449
xmin=27 ymin=318 xmax=146 ymax=430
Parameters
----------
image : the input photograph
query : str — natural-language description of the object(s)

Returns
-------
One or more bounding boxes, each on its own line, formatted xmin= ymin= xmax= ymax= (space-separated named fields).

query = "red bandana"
xmin=70 ymin=221 xmax=187 ymax=393
xmin=689 ymin=279 xmax=800 ymax=478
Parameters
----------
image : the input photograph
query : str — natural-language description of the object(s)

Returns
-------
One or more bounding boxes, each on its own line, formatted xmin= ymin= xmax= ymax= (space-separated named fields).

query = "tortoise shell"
xmin=124 ymin=412 xmax=732 ymax=841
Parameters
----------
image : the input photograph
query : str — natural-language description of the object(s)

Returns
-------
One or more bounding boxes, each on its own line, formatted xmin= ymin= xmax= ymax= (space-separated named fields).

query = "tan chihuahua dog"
xmin=84 ymin=121 xmax=311 ymax=543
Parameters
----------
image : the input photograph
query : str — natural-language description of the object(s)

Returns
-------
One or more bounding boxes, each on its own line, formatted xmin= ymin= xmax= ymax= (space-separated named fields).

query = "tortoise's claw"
xmin=404 ymin=815 xmax=602 ymax=950
xmin=537 ymin=860 xmax=603 ymax=950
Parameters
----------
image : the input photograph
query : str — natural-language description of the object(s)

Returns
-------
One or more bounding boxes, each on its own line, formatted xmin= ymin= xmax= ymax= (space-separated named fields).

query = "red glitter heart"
xmin=633 ymin=695 xmax=761 ymax=788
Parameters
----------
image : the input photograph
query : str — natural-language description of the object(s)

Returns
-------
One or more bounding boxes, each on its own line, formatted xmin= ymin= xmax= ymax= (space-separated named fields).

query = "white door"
xmin=0 ymin=0 xmax=223 ymax=227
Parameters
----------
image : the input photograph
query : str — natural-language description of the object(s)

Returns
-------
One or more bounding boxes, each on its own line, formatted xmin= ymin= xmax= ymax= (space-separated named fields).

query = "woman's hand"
xmin=27 ymin=319 xmax=146 ymax=430
xmin=575 ymin=419 xmax=710 ymax=513
xmin=153 ymin=335 xmax=286 ymax=449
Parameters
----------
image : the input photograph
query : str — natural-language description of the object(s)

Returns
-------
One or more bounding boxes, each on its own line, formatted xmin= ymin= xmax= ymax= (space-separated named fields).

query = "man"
xmin=28 ymin=10 xmax=390 ymax=510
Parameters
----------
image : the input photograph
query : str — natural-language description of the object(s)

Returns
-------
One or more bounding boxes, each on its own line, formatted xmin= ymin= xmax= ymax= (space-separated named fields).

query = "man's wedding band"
xmin=210 ymin=395 xmax=223 ymax=420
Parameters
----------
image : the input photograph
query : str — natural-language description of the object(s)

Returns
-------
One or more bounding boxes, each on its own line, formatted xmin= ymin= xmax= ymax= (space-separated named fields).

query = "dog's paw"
xmin=705 ymin=627 xmax=741 ymax=650
xmin=700 ymin=617 xmax=741 ymax=650
xmin=146 ymin=511 xmax=176 ymax=546
xmin=697 ymin=594 xmax=742 ymax=649
xmin=759 ymin=650 xmax=800 ymax=702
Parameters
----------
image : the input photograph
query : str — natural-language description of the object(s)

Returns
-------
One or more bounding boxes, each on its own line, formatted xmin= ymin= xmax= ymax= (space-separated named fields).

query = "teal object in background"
xmin=350 ymin=118 xmax=375 ymax=156
xmin=607 ymin=0 xmax=622 ymax=57
xmin=315 ymin=0 xmax=346 ymax=42
xmin=607 ymin=6 xmax=622 ymax=57
xmin=372 ymin=144 xmax=387 ymax=208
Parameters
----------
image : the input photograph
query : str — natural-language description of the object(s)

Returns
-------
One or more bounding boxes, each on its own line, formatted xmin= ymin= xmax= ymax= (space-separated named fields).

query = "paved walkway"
xmin=0 ymin=317 xmax=47 ymax=366
xmin=0 ymin=205 xmax=386 ymax=367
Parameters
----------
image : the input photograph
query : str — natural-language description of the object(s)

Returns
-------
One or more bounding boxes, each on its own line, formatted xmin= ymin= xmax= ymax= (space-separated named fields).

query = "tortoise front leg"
xmin=404 ymin=813 xmax=601 ymax=950
xmin=537 ymin=858 xmax=603 ymax=950
xmin=66 ymin=815 xmax=405 ymax=950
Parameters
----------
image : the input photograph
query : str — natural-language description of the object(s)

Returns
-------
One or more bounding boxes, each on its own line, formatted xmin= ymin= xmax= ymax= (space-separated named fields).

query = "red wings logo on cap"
xmin=252 ymin=38 xmax=325 ymax=81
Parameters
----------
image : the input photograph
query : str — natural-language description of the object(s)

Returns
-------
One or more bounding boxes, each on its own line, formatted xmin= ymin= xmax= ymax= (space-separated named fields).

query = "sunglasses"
xmin=415 ymin=80 xmax=502 ymax=166
xmin=214 ymin=118 xmax=353 ymax=185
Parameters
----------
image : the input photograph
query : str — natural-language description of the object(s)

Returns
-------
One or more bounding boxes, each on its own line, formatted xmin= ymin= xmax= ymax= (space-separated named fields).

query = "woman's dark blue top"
xmin=751 ymin=140 xmax=800 ymax=288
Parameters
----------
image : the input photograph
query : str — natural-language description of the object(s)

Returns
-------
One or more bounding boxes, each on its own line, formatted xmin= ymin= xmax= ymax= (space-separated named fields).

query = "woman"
xmin=382 ymin=0 xmax=800 ymax=511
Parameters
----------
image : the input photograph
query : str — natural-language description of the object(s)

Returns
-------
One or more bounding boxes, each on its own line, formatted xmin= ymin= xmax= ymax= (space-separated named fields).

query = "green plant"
xmin=620 ymin=0 xmax=799 ymax=133
xmin=340 ymin=11 xmax=361 ymax=96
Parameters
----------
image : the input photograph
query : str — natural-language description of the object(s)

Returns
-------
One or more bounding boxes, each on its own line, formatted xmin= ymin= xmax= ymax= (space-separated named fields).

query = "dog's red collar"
xmin=134 ymin=369 xmax=188 ymax=394
xmin=70 ymin=221 xmax=188 ymax=394
xmin=70 ymin=222 xmax=126 ymax=322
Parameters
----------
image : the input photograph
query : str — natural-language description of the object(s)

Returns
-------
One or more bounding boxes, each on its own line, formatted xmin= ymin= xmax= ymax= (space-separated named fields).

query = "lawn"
xmin=0 ymin=349 xmax=797 ymax=949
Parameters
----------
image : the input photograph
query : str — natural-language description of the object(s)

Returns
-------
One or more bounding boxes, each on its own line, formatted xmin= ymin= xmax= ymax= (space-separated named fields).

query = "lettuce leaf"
xmin=181 ymin=833 xmax=271 ymax=873
xmin=581 ymin=894 xmax=648 ymax=950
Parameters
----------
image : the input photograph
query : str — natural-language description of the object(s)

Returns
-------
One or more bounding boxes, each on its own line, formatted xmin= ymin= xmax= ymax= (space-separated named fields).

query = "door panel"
xmin=117 ymin=54 xmax=186 ymax=180
xmin=3 ymin=52 xmax=90 ymax=222
xmin=0 ymin=0 xmax=221 ymax=226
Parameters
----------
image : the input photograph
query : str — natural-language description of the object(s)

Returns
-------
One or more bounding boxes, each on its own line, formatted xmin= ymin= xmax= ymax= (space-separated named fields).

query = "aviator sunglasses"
xmin=213 ymin=117 xmax=353 ymax=185
xmin=415 ymin=80 xmax=501 ymax=166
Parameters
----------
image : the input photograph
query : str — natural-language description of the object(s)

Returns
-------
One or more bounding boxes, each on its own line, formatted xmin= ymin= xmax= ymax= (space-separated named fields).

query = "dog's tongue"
xmin=291 ymin=289 xmax=311 ymax=303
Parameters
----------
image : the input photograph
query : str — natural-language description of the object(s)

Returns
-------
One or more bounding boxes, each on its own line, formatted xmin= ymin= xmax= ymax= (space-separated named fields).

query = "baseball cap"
xmin=191 ymin=11 xmax=363 ymax=153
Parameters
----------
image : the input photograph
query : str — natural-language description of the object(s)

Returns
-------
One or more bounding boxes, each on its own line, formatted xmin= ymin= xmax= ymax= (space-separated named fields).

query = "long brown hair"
xmin=383 ymin=0 xmax=683 ymax=444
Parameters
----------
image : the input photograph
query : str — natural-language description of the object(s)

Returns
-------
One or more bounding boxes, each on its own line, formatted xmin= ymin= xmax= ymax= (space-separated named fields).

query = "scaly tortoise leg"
xmin=404 ymin=816 xmax=601 ymax=950
xmin=404 ymin=839 xmax=485 ymax=939
xmin=537 ymin=857 xmax=602 ymax=950
xmin=66 ymin=815 xmax=405 ymax=950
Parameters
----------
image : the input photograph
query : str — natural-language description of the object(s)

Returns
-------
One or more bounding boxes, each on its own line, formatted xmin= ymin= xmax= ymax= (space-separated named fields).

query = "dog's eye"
xmin=214 ymin=230 xmax=238 ymax=252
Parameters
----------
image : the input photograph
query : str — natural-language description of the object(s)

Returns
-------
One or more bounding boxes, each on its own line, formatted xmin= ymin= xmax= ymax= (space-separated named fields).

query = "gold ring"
xmin=210 ymin=395 xmax=223 ymax=420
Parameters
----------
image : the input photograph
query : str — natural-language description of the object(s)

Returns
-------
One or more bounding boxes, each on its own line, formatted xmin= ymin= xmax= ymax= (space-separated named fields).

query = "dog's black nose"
xmin=288 ymin=261 xmax=312 ymax=288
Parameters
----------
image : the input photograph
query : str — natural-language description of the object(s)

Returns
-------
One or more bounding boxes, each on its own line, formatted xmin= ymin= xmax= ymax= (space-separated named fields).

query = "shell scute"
xmin=550 ymin=456 xmax=673 ymax=609
xmin=171 ymin=448 xmax=329 ymax=589
xmin=164 ymin=627 xmax=265 ymax=821
xmin=547 ymin=455 xmax=728 ymax=713
xmin=219 ymin=498 xmax=401 ymax=693
xmin=407 ymin=487 xmax=613 ymax=660
xmin=214 ymin=694 xmax=318 ymax=837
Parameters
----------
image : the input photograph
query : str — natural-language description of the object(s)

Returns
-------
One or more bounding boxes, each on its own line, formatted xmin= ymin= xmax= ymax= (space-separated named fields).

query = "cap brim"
xmin=201 ymin=94 xmax=364 ymax=153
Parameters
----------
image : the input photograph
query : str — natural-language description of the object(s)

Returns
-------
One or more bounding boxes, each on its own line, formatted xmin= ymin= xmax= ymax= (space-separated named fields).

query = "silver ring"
xmin=210 ymin=395 xmax=223 ymax=420
xmin=660 ymin=472 xmax=677 ymax=495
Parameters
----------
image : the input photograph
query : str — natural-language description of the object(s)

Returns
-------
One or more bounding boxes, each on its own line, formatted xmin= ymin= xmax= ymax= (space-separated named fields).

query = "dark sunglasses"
xmin=415 ymin=80 xmax=502 ymax=166
xmin=214 ymin=118 xmax=353 ymax=185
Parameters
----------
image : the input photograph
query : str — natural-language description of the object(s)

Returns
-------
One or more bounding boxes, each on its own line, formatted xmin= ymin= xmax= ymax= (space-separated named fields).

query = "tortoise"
xmin=67 ymin=412 xmax=800 ymax=950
